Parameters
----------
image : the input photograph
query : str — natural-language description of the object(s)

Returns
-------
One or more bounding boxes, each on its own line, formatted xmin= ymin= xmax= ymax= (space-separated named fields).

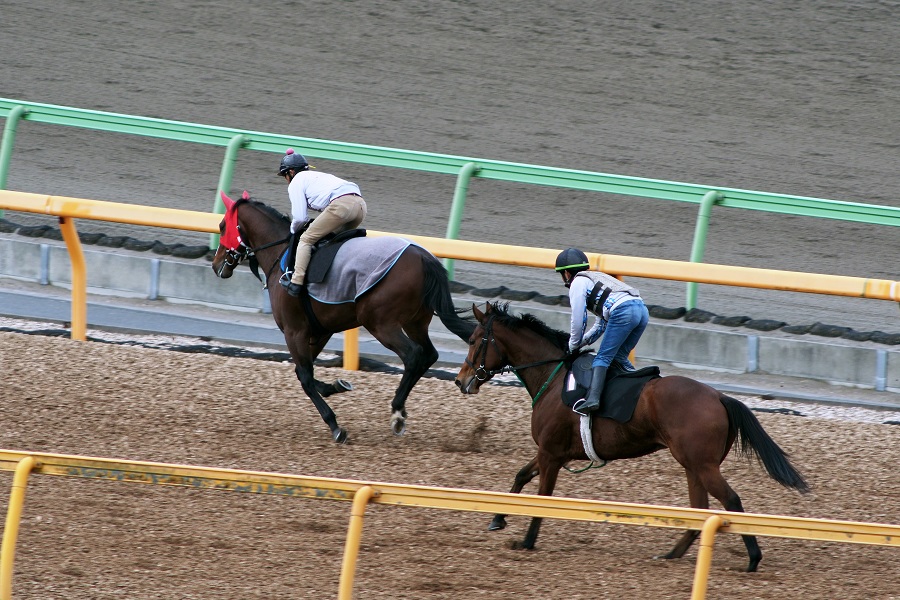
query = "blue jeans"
xmin=592 ymin=300 xmax=649 ymax=370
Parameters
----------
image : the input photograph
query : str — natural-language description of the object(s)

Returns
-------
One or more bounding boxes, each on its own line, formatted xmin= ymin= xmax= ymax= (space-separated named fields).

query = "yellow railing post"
xmin=57 ymin=217 xmax=87 ymax=341
xmin=338 ymin=485 xmax=376 ymax=600
xmin=1 ymin=456 xmax=36 ymax=600
xmin=343 ymin=328 xmax=360 ymax=371
xmin=690 ymin=515 xmax=727 ymax=600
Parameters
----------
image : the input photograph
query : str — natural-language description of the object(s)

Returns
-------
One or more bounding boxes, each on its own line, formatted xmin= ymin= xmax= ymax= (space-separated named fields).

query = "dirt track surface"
xmin=1 ymin=0 xmax=898 ymax=334
xmin=2 ymin=331 xmax=900 ymax=599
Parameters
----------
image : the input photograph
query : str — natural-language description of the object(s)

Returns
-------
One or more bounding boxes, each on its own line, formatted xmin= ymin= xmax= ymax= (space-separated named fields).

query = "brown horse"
xmin=211 ymin=192 xmax=474 ymax=443
xmin=455 ymin=302 xmax=809 ymax=572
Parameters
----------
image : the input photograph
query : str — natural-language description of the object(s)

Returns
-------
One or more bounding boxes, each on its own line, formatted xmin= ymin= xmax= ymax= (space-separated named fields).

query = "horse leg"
xmin=288 ymin=343 xmax=347 ymax=444
xmin=366 ymin=321 xmax=434 ymax=435
xmin=488 ymin=456 xmax=539 ymax=531
xmin=308 ymin=334 xmax=353 ymax=397
xmin=666 ymin=466 xmax=761 ymax=572
xmin=659 ymin=469 xmax=708 ymax=561
xmin=514 ymin=454 xmax=564 ymax=551
xmin=697 ymin=467 xmax=761 ymax=572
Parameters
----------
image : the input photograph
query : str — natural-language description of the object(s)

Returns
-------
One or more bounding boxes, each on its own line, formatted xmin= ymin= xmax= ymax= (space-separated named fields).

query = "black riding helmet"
xmin=555 ymin=247 xmax=589 ymax=287
xmin=277 ymin=148 xmax=309 ymax=177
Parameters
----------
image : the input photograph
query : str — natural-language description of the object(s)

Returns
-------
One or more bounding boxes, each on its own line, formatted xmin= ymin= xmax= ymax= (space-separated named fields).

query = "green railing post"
xmin=209 ymin=134 xmax=248 ymax=249
xmin=442 ymin=162 xmax=480 ymax=279
xmin=0 ymin=105 xmax=28 ymax=220
xmin=686 ymin=190 xmax=724 ymax=309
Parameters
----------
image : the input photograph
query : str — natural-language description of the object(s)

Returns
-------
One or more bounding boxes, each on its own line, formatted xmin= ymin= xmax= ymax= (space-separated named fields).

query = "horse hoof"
xmin=487 ymin=517 xmax=507 ymax=531
xmin=332 ymin=428 xmax=349 ymax=444
xmin=333 ymin=378 xmax=353 ymax=392
xmin=510 ymin=540 xmax=534 ymax=551
xmin=390 ymin=410 xmax=406 ymax=436
xmin=391 ymin=418 xmax=406 ymax=436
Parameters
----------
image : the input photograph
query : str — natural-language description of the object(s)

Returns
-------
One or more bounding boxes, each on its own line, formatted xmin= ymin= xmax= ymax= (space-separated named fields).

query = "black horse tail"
xmin=721 ymin=395 xmax=810 ymax=494
xmin=420 ymin=251 xmax=476 ymax=341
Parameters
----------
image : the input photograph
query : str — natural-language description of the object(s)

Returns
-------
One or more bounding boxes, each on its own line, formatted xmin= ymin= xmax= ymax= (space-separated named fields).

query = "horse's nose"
xmin=455 ymin=376 xmax=477 ymax=394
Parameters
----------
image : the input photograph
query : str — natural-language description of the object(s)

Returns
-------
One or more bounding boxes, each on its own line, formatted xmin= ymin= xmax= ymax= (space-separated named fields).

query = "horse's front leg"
xmin=315 ymin=377 xmax=353 ymax=398
xmin=489 ymin=456 xmax=539 ymax=531
xmin=286 ymin=329 xmax=347 ymax=444
xmin=308 ymin=332 xmax=353 ymax=398
xmin=515 ymin=453 xmax=564 ymax=551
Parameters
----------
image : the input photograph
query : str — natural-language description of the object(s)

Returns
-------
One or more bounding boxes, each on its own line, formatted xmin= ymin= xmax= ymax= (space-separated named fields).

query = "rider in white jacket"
xmin=278 ymin=148 xmax=368 ymax=297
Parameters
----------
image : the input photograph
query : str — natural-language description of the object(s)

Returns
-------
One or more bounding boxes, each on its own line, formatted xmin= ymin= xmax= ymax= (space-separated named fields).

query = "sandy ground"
xmin=2 ymin=330 xmax=900 ymax=599
xmin=0 ymin=0 xmax=898 ymax=334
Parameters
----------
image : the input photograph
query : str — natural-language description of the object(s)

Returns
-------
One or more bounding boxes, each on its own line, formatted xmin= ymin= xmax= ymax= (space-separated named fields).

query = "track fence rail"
xmin=0 ymin=189 xmax=897 ymax=371
xmin=3 ymin=98 xmax=899 ymax=307
xmin=2 ymin=450 xmax=899 ymax=599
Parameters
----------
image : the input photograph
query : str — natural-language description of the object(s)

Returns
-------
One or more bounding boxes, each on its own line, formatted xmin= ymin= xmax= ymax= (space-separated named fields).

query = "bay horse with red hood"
xmin=455 ymin=302 xmax=809 ymax=572
xmin=211 ymin=191 xmax=474 ymax=443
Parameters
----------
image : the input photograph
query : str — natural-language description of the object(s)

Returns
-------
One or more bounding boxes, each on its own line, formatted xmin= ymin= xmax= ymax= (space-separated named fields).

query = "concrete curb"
xmin=1 ymin=235 xmax=897 ymax=395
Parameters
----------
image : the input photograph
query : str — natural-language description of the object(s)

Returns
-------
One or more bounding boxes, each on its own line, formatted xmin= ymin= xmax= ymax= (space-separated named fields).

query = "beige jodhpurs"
xmin=291 ymin=194 xmax=367 ymax=284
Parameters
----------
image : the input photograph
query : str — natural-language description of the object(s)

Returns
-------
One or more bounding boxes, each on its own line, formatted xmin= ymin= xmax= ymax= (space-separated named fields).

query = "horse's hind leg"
xmin=702 ymin=470 xmax=761 ymax=572
xmin=660 ymin=469 xmax=707 ymax=562
xmin=668 ymin=467 xmax=762 ymax=572
xmin=367 ymin=319 xmax=436 ymax=435
xmin=489 ymin=456 xmax=539 ymax=531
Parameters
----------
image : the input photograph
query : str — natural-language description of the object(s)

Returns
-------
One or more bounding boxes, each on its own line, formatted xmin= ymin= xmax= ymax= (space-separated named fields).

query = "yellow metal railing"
xmin=2 ymin=450 xmax=899 ymax=600
xmin=1 ymin=189 xmax=898 ymax=362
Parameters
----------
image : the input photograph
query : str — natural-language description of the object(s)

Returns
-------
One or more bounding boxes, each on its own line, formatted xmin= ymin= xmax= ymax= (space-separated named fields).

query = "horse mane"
xmin=236 ymin=197 xmax=291 ymax=226
xmin=488 ymin=301 xmax=569 ymax=351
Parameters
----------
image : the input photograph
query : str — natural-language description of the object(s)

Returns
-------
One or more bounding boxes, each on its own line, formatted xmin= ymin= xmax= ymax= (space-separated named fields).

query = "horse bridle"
xmin=219 ymin=210 xmax=291 ymax=283
xmin=466 ymin=314 xmax=566 ymax=381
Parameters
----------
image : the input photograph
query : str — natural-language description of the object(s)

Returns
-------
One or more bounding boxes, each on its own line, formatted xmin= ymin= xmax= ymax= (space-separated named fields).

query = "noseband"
xmin=466 ymin=315 xmax=510 ymax=381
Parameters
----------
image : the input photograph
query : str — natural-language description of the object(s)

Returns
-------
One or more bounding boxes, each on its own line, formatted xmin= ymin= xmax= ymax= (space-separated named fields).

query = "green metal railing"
xmin=3 ymin=98 xmax=899 ymax=307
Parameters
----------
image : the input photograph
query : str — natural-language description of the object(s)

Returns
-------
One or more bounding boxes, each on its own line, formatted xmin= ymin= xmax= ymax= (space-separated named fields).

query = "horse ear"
xmin=241 ymin=190 xmax=250 ymax=200
xmin=220 ymin=191 xmax=235 ymax=209
xmin=472 ymin=303 xmax=485 ymax=322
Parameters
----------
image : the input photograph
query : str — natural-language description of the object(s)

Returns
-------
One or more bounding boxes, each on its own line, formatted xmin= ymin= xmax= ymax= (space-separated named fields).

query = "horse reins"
xmin=466 ymin=314 xmax=566 ymax=405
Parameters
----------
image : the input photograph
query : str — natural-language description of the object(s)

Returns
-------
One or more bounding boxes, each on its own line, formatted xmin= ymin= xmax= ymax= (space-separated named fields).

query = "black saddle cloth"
xmin=561 ymin=354 xmax=660 ymax=423
xmin=284 ymin=227 xmax=367 ymax=283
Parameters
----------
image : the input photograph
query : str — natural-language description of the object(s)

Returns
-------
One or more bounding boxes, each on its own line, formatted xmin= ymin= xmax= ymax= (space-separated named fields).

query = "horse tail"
xmin=720 ymin=395 xmax=810 ymax=494
xmin=419 ymin=250 xmax=476 ymax=341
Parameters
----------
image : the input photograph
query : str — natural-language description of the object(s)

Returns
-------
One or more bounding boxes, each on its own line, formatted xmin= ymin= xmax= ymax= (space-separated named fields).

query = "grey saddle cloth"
xmin=562 ymin=354 xmax=660 ymax=423
xmin=307 ymin=236 xmax=415 ymax=304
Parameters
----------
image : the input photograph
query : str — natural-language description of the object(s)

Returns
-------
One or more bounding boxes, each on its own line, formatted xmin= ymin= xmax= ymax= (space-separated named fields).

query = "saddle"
xmin=561 ymin=354 xmax=660 ymax=423
xmin=280 ymin=226 xmax=368 ymax=283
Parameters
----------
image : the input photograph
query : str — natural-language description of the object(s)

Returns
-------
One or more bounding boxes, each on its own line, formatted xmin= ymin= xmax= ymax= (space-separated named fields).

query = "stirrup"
xmin=572 ymin=398 xmax=599 ymax=416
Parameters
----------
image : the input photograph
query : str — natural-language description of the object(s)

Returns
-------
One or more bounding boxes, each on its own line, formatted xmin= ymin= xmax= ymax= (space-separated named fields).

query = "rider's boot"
xmin=574 ymin=366 xmax=607 ymax=415
xmin=279 ymin=271 xmax=306 ymax=297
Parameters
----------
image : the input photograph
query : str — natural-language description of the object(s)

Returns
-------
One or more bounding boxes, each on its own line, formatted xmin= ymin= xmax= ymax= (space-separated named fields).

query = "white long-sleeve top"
xmin=287 ymin=170 xmax=361 ymax=233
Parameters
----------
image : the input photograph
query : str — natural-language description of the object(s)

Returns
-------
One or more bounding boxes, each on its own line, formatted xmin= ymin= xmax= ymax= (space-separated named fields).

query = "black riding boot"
xmin=575 ymin=366 xmax=608 ymax=415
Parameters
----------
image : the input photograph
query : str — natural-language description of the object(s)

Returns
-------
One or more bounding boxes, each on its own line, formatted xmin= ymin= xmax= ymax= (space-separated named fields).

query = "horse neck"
xmin=239 ymin=206 xmax=290 ymax=276
xmin=501 ymin=329 xmax=565 ymax=398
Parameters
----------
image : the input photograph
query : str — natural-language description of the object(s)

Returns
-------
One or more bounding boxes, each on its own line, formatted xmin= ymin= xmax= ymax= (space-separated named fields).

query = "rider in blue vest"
xmin=555 ymin=248 xmax=650 ymax=415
